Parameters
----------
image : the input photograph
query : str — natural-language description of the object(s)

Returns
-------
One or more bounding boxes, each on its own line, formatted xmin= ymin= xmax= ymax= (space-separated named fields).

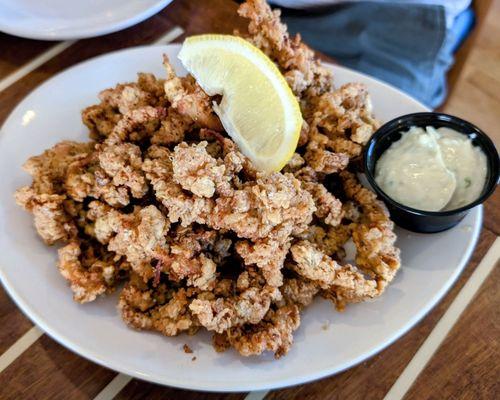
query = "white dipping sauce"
xmin=375 ymin=126 xmax=487 ymax=212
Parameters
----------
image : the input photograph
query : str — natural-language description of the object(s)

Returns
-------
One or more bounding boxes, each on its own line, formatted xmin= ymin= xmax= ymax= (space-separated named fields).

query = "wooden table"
xmin=0 ymin=1 xmax=498 ymax=399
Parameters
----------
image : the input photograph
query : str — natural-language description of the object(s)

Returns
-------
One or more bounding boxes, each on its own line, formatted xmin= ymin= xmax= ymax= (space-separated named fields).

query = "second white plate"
xmin=0 ymin=0 xmax=173 ymax=40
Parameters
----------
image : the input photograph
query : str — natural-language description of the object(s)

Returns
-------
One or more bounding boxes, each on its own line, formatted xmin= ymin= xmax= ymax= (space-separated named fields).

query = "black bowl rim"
xmin=364 ymin=112 xmax=499 ymax=217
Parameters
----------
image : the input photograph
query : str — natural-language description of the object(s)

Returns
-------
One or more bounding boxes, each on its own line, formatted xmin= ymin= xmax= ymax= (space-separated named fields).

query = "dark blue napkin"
xmin=281 ymin=2 xmax=473 ymax=108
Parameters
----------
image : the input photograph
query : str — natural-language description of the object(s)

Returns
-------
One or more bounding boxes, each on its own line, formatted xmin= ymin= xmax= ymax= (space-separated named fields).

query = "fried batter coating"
xmin=209 ymin=172 xmax=315 ymax=242
xmin=119 ymin=275 xmax=199 ymax=336
xmin=213 ymin=304 xmax=300 ymax=358
xmin=158 ymin=225 xmax=229 ymax=290
xmin=82 ymin=73 xmax=166 ymax=141
xmin=98 ymin=143 xmax=148 ymax=198
xmin=172 ymin=142 xmax=233 ymax=198
xmin=304 ymin=132 xmax=350 ymax=174
xmin=65 ymin=143 xmax=147 ymax=207
xmin=340 ymin=171 xmax=400 ymax=289
xmin=65 ymin=153 xmax=129 ymax=207
xmin=163 ymin=56 xmax=223 ymax=131
xmin=143 ymin=145 xmax=215 ymax=226
xmin=93 ymin=205 xmax=170 ymax=281
xmin=278 ymin=278 xmax=319 ymax=308
xmin=235 ymin=238 xmax=291 ymax=287
xmin=21 ymin=141 xmax=95 ymax=195
xmin=238 ymin=0 xmax=332 ymax=97
xmin=189 ymin=269 xmax=281 ymax=333
xmin=15 ymin=189 xmax=77 ymax=245
xmin=58 ymin=240 xmax=129 ymax=303
xmin=302 ymin=181 xmax=343 ymax=226
xmin=311 ymin=83 xmax=380 ymax=145
xmin=290 ymin=240 xmax=378 ymax=308
xmin=151 ymin=108 xmax=192 ymax=146
xmin=105 ymin=106 xmax=166 ymax=145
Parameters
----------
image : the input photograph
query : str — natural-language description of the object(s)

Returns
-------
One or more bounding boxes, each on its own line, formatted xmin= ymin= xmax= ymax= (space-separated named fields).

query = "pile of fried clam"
xmin=16 ymin=0 xmax=400 ymax=358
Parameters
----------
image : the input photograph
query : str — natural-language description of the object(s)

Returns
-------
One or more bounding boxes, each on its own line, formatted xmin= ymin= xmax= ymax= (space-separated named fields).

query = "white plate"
xmin=0 ymin=45 xmax=481 ymax=392
xmin=0 ymin=0 xmax=173 ymax=40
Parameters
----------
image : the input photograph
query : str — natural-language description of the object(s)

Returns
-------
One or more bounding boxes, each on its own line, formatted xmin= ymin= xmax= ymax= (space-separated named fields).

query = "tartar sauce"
xmin=375 ymin=126 xmax=487 ymax=211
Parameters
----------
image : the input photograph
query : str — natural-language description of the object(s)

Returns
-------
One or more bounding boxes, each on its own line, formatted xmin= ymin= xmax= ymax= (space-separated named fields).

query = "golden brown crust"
xmin=15 ymin=0 xmax=400 ymax=359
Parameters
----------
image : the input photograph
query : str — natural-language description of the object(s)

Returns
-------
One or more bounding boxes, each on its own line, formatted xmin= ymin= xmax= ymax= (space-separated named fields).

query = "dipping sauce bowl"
xmin=364 ymin=112 xmax=499 ymax=233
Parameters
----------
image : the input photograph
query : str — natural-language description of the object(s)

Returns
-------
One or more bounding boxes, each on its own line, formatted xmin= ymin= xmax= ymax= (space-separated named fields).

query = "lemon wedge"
xmin=178 ymin=34 xmax=302 ymax=172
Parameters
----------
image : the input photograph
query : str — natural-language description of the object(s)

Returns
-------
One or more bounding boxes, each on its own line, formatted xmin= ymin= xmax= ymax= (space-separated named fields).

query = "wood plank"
xmin=0 ymin=335 xmax=115 ymax=400
xmin=442 ymin=0 xmax=500 ymax=147
xmin=404 ymin=256 xmax=500 ymax=400
xmin=0 ymin=33 xmax=57 ymax=80
xmin=151 ymin=0 xmax=246 ymax=36
xmin=0 ymin=5 xmax=181 ymax=127
xmin=265 ymin=228 xmax=497 ymax=400
xmin=0 ymin=288 xmax=33 ymax=354
xmin=115 ymin=380 xmax=246 ymax=400
xmin=482 ymin=191 xmax=500 ymax=236
xmin=445 ymin=0 xmax=494 ymax=95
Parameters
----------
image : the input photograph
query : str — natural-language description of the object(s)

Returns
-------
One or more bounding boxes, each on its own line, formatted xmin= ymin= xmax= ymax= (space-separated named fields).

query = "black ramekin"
xmin=364 ymin=112 xmax=499 ymax=233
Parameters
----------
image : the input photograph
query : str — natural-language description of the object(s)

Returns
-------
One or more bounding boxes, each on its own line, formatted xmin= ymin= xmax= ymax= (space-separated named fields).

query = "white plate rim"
xmin=0 ymin=44 xmax=483 ymax=391
xmin=0 ymin=0 xmax=173 ymax=40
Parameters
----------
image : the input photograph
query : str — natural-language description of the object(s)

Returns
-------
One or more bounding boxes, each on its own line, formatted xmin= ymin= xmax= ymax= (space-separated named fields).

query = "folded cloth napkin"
xmin=272 ymin=0 xmax=471 ymax=27
xmin=277 ymin=2 xmax=473 ymax=108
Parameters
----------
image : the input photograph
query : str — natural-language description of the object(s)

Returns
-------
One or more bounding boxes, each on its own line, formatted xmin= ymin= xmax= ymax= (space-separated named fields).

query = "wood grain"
xmin=442 ymin=0 xmax=500 ymax=147
xmin=0 ymin=335 xmax=115 ymax=400
xmin=0 ymin=3 xmax=181 ymax=127
xmin=0 ymin=288 xmax=33 ymax=354
xmin=483 ymin=190 xmax=499 ymax=236
xmin=0 ymin=33 xmax=57 ymax=79
xmin=445 ymin=0 xmax=493 ymax=96
xmin=115 ymin=381 xmax=247 ymax=400
xmin=404 ymin=258 xmax=500 ymax=400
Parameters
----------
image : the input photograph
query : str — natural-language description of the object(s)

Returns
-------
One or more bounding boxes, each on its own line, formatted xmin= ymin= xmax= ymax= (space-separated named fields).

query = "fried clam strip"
xmin=92 ymin=203 xmax=170 ymax=281
xmin=189 ymin=268 xmax=281 ymax=334
xmin=278 ymin=278 xmax=319 ymax=308
xmin=58 ymin=239 xmax=129 ymax=303
xmin=235 ymin=238 xmax=291 ymax=287
xmin=15 ymin=190 xmax=77 ymax=245
xmin=213 ymin=304 xmax=300 ymax=359
xmin=198 ymin=128 xmax=258 ymax=180
xmin=168 ymin=142 xmax=315 ymax=286
xmin=208 ymin=171 xmax=315 ymax=242
xmin=65 ymin=143 xmax=148 ymax=207
xmin=290 ymin=240 xmax=378 ymax=310
xmin=209 ymin=171 xmax=314 ymax=284
xmin=302 ymin=181 xmax=343 ymax=226
xmin=305 ymin=83 xmax=380 ymax=159
xmin=142 ymin=145 xmax=215 ymax=226
xmin=159 ymin=225 xmax=232 ymax=290
xmin=171 ymin=141 xmax=240 ymax=198
xmin=294 ymin=199 xmax=361 ymax=260
xmin=304 ymin=130 xmax=350 ymax=174
xmin=82 ymin=73 xmax=167 ymax=141
xmin=340 ymin=171 xmax=400 ymax=290
xmin=18 ymin=141 xmax=95 ymax=194
xmin=163 ymin=55 xmax=223 ymax=131
xmin=119 ymin=273 xmax=200 ymax=336
xmin=105 ymin=105 xmax=167 ymax=145
xmin=237 ymin=0 xmax=332 ymax=97
xmin=15 ymin=141 xmax=95 ymax=244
